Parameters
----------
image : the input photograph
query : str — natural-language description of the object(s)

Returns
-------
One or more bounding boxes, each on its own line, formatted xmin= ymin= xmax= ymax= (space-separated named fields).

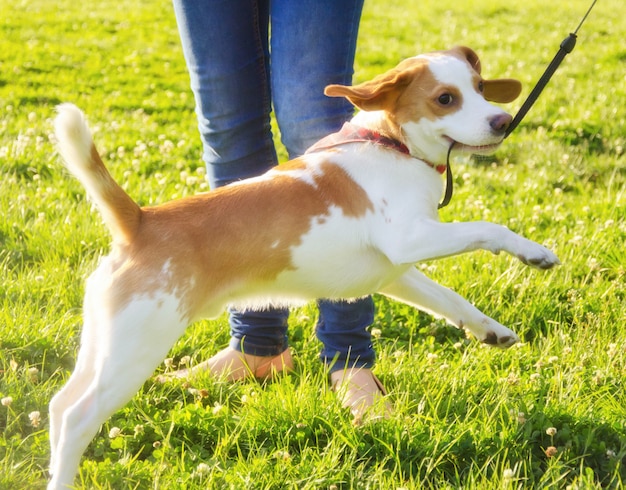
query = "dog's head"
xmin=325 ymin=46 xmax=522 ymax=164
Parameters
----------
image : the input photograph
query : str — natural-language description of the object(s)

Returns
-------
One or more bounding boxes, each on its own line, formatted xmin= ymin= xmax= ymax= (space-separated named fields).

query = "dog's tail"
xmin=54 ymin=103 xmax=141 ymax=243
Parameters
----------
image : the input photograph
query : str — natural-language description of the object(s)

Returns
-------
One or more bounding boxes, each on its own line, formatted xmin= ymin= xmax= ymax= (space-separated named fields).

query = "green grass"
xmin=1 ymin=0 xmax=625 ymax=488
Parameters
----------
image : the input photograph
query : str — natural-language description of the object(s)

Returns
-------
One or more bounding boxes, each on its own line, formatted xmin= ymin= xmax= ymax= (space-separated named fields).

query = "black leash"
xmin=505 ymin=0 xmax=598 ymax=138
xmin=438 ymin=0 xmax=599 ymax=209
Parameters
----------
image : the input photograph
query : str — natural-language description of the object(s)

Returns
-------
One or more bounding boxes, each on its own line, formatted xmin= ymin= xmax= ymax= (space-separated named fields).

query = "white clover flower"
xmin=1 ymin=396 xmax=13 ymax=407
xmin=161 ymin=140 xmax=175 ymax=152
xmin=506 ymin=372 xmax=520 ymax=385
xmin=192 ymin=462 xmax=211 ymax=479
xmin=27 ymin=367 xmax=39 ymax=381
xmin=274 ymin=450 xmax=291 ymax=461
xmin=29 ymin=411 xmax=41 ymax=427
xmin=607 ymin=343 xmax=618 ymax=357
xmin=109 ymin=427 xmax=122 ymax=438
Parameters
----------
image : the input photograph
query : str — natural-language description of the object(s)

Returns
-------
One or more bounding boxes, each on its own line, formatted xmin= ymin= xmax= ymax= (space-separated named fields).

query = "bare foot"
xmin=165 ymin=347 xmax=294 ymax=382
xmin=330 ymin=367 xmax=392 ymax=423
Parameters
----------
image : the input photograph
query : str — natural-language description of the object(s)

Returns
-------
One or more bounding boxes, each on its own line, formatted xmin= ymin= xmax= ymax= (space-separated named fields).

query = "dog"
xmin=48 ymin=46 xmax=559 ymax=488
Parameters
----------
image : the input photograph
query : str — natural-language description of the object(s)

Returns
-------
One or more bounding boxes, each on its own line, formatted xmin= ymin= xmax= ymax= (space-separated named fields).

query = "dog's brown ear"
xmin=483 ymin=79 xmax=523 ymax=103
xmin=325 ymin=62 xmax=420 ymax=111
xmin=452 ymin=45 xmax=482 ymax=74
xmin=324 ymin=75 xmax=407 ymax=112
xmin=452 ymin=45 xmax=522 ymax=103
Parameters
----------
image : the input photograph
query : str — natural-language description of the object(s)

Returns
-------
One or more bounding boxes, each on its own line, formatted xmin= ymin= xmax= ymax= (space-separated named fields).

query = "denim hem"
xmin=323 ymin=353 xmax=375 ymax=374
xmin=229 ymin=336 xmax=289 ymax=357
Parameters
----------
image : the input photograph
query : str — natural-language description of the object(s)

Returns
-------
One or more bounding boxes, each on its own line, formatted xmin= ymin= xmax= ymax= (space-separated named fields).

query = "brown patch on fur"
xmin=106 ymin=158 xmax=373 ymax=319
xmin=313 ymin=161 xmax=374 ymax=218
xmin=274 ymin=158 xmax=308 ymax=172
xmin=393 ymin=65 xmax=463 ymax=125
xmin=89 ymin=144 xmax=142 ymax=243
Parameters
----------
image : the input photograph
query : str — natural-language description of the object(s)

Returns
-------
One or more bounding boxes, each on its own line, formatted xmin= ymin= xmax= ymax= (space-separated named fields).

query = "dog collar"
xmin=306 ymin=123 xmax=447 ymax=175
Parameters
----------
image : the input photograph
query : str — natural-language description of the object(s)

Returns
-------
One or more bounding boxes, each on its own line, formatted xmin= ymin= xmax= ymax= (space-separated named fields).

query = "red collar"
xmin=305 ymin=122 xmax=447 ymax=174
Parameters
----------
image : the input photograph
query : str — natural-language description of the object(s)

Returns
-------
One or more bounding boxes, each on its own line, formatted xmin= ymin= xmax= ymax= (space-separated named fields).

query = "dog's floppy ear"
xmin=452 ymin=45 xmax=522 ymax=103
xmin=483 ymin=78 xmax=522 ymax=103
xmin=325 ymin=61 xmax=422 ymax=112
xmin=453 ymin=45 xmax=483 ymax=74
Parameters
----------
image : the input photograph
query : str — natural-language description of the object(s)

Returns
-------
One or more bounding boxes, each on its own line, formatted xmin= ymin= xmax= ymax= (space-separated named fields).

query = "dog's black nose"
xmin=489 ymin=113 xmax=512 ymax=134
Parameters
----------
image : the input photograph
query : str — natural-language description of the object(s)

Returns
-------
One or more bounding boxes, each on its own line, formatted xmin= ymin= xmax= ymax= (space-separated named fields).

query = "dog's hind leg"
xmin=47 ymin=289 xmax=188 ymax=490
xmin=380 ymin=267 xmax=519 ymax=347
xmin=49 ymin=317 xmax=96 ymax=474
xmin=49 ymin=268 xmax=110 ymax=474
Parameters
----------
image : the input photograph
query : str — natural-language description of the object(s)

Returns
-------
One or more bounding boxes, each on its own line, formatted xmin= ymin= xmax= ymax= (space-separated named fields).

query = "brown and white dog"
xmin=48 ymin=46 xmax=559 ymax=488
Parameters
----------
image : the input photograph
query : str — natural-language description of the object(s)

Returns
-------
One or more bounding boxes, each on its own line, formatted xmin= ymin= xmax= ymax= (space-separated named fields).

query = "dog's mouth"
xmin=444 ymin=136 xmax=503 ymax=154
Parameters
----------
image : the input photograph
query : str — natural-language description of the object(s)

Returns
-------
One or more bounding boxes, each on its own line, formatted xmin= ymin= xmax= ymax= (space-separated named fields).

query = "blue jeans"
xmin=173 ymin=0 xmax=375 ymax=372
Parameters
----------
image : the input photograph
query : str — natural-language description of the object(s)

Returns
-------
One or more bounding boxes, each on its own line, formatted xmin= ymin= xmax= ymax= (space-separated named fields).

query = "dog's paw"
xmin=482 ymin=330 xmax=520 ymax=348
xmin=464 ymin=318 xmax=520 ymax=349
xmin=517 ymin=242 xmax=560 ymax=270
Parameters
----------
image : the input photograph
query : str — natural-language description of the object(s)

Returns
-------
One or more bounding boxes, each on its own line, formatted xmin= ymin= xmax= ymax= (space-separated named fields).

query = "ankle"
xmin=208 ymin=347 xmax=293 ymax=381
xmin=243 ymin=349 xmax=294 ymax=379
xmin=330 ymin=367 xmax=391 ymax=422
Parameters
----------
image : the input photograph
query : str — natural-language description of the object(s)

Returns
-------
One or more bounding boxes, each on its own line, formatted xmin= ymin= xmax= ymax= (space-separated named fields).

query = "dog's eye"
xmin=437 ymin=93 xmax=453 ymax=105
xmin=478 ymin=81 xmax=484 ymax=92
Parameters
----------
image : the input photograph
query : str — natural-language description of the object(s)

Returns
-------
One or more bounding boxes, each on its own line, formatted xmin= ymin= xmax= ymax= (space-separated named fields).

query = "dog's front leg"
xmin=380 ymin=220 xmax=559 ymax=268
xmin=380 ymin=267 xmax=519 ymax=347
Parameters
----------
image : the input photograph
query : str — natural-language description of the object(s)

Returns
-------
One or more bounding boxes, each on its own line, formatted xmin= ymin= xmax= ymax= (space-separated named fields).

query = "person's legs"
xmin=173 ymin=0 xmax=275 ymax=188
xmin=319 ymin=299 xmax=392 ymax=420
xmin=270 ymin=0 xmax=363 ymax=155
xmin=270 ymin=0 xmax=386 ymax=416
xmin=316 ymin=299 xmax=375 ymax=373
xmin=173 ymin=0 xmax=291 ymax=378
xmin=173 ymin=0 xmax=387 ymax=407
